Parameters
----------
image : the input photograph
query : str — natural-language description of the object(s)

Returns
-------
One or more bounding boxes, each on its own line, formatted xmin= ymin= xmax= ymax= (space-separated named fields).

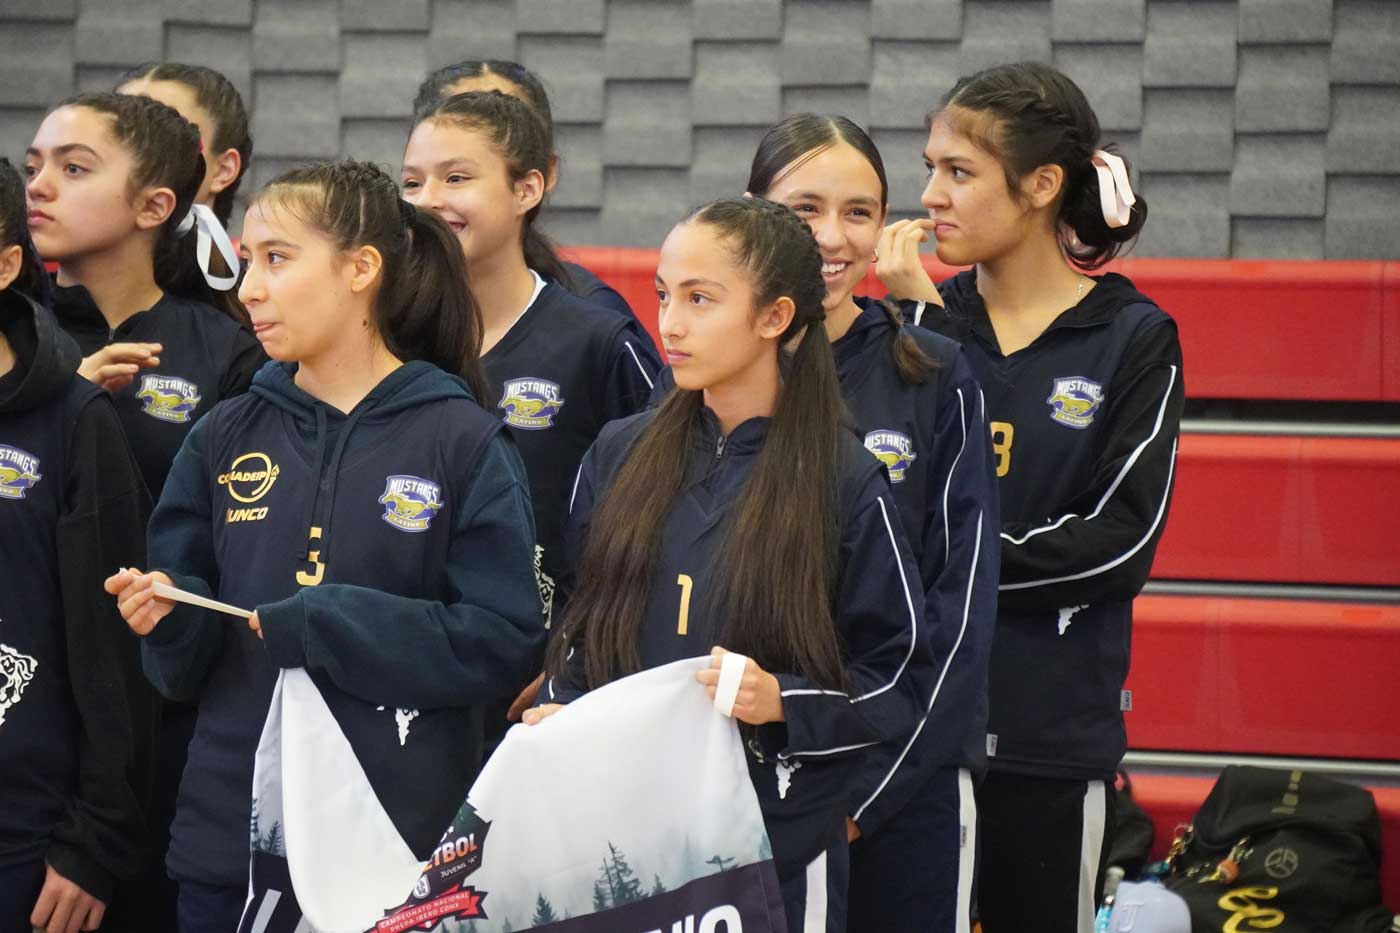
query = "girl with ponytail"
xmin=403 ymin=91 xmax=660 ymax=746
xmin=907 ymin=62 xmax=1183 ymax=932
xmin=744 ymin=113 xmax=1001 ymax=933
xmin=106 ymin=159 xmax=545 ymax=933
xmin=24 ymin=92 xmax=264 ymax=500
xmin=528 ymin=197 xmax=936 ymax=933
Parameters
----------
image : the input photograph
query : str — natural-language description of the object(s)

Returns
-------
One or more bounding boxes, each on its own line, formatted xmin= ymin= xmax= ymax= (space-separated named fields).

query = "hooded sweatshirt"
xmin=913 ymin=271 xmax=1184 ymax=781
xmin=0 ymin=287 xmax=155 ymax=903
xmin=139 ymin=360 xmax=546 ymax=886
xmin=545 ymin=407 xmax=935 ymax=879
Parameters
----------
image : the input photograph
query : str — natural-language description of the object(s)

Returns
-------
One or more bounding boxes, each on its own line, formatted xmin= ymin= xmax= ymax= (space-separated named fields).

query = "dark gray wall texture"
xmin=1 ymin=0 xmax=1397 ymax=258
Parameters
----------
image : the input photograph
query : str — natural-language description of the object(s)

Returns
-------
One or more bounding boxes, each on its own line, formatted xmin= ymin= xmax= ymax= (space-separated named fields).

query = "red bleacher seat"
xmin=1126 ymin=596 xmax=1400 ymax=760
xmin=562 ymin=248 xmax=1400 ymax=403
xmin=1153 ymin=434 xmax=1400 ymax=587
xmin=1131 ymin=773 xmax=1400 ymax=909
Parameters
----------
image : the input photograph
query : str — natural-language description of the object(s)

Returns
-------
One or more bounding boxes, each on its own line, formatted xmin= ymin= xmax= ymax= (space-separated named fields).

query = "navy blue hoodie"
xmin=0 ymin=288 xmax=155 ymax=902
xmin=544 ymin=407 xmax=935 ymax=879
xmin=140 ymin=360 xmax=546 ymax=886
xmin=51 ymin=283 xmax=266 ymax=500
xmin=834 ymin=297 xmax=1001 ymax=837
xmin=913 ymin=271 xmax=1184 ymax=781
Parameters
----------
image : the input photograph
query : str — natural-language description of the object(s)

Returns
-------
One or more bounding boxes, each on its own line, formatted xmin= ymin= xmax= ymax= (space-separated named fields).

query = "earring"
xmin=872 ymin=248 xmax=879 ymax=262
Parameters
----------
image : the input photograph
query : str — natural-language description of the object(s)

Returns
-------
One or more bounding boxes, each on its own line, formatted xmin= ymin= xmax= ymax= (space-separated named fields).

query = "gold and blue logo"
xmin=864 ymin=430 xmax=918 ymax=483
xmin=498 ymin=378 xmax=564 ymax=430
xmin=0 ymin=446 xmax=42 ymax=500
xmin=378 ymin=475 xmax=445 ymax=533
xmin=1046 ymin=377 xmax=1104 ymax=429
xmin=136 ymin=375 xmax=201 ymax=423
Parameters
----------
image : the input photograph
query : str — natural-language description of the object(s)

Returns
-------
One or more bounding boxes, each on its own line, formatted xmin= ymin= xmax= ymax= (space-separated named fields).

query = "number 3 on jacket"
xmin=990 ymin=421 xmax=1015 ymax=478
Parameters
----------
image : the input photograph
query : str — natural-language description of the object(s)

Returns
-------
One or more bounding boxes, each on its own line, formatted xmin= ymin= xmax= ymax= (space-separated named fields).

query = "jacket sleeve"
xmin=772 ymin=476 xmax=934 ymax=761
xmin=140 ymin=412 xmax=229 ymax=703
xmin=997 ymin=316 xmax=1184 ymax=611
xmin=48 ymin=396 xmax=158 ymax=903
xmin=256 ymin=432 xmax=547 ymax=711
xmin=539 ymin=447 xmax=600 ymax=707
xmin=600 ymin=320 xmax=661 ymax=422
xmin=848 ymin=358 xmax=1002 ymax=834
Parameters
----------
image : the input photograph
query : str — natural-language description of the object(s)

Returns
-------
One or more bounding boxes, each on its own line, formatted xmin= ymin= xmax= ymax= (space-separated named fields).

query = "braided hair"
xmin=251 ymin=159 xmax=488 ymax=401
xmin=551 ymin=196 xmax=849 ymax=692
xmin=935 ymin=61 xmax=1148 ymax=269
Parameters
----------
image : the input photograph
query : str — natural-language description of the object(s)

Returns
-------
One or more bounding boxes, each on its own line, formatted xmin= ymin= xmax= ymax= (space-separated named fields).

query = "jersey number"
xmin=296 ymin=526 xmax=326 ymax=587
xmin=990 ymin=421 xmax=1015 ymax=478
xmin=676 ymin=574 xmax=694 ymax=635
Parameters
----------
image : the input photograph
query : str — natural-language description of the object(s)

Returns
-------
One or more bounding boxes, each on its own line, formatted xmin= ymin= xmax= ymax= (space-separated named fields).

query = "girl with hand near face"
xmin=748 ymin=114 xmax=1000 ymax=933
xmin=529 ymin=197 xmax=936 ymax=933
xmin=105 ymin=161 xmax=545 ymax=933
xmin=0 ymin=157 xmax=156 ymax=933
xmin=24 ymin=93 xmax=264 ymax=502
xmin=913 ymin=63 xmax=1182 ymax=933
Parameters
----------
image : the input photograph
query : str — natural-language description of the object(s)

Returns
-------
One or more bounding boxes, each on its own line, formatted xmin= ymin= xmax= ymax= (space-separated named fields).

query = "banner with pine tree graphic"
xmin=368 ymin=658 xmax=786 ymax=933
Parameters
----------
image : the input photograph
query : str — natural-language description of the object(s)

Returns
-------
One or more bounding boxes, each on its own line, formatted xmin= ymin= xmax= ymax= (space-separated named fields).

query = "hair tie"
xmin=176 ymin=203 xmax=240 ymax=291
xmin=398 ymin=199 xmax=417 ymax=227
xmin=1090 ymin=149 xmax=1136 ymax=229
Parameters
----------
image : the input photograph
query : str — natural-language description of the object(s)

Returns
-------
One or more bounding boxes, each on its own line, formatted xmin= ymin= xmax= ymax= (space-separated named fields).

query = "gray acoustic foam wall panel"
xmin=2 ymin=0 xmax=1395 ymax=257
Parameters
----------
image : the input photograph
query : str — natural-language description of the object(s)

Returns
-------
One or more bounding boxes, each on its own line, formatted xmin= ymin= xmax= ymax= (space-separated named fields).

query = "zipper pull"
xmin=715 ymin=435 xmax=726 ymax=459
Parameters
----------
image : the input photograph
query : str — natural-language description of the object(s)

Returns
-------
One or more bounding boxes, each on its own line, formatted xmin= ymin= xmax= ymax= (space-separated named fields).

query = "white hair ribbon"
xmin=1090 ymin=149 xmax=1136 ymax=229
xmin=176 ymin=203 xmax=240 ymax=291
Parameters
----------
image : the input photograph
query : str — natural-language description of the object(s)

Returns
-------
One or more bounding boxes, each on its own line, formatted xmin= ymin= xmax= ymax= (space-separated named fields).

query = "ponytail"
xmin=553 ymin=197 xmax=847 ymax=692
xmin=392 ymin=203 xmax=490 ymax=403
xmin=878 ymin=297 xmax=934 ymax=385
xmin=0 ymin=157 xmax=51 ymax=305
xmin=414 ymin=91 xmax=573 ymax=289
xmin=937 ymin=61 xmax=1148 ymax=270
xmin=252 ymin=161 xmax=488 ymax=400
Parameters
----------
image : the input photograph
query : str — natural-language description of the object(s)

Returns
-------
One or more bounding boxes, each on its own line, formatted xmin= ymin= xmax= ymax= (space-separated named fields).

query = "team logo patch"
xmin=136 ymin=375 xmax=201 ymax=423
xmin=0 ymin=446 xmax=42 ymax=500
xmin=498 ymin=378 xmax=564 ymax=430
xmin=379 ymin=808 xmax=492 ymax=931
xmin=218 ymin=452 xmax=280 ymax=503
xmin=864 ymin=430 xmax=918 ymax=483
xmin=378 ymin=474 xmax=445 ymax=533
xmin=1046 ymin=376 xmax=1104 ymax=429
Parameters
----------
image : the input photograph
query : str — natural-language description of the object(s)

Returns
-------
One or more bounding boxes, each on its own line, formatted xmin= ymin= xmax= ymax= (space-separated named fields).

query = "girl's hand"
xmin=78 ymin=343 xmax=162 ymax=393
xmin=104 ymin=568 xmax=175 ymax=636
xmin=522 ymin=704 xmax=563 ymax=725
xmin=696 ymin=647 xmax=785 ymax=725
xmin=248 ymin=611 xmax=262 ymax=640
xmin=875 ymin=219 xmax=942 ymax=304
xmin=29 ymin=863 xmax=105 ymax=933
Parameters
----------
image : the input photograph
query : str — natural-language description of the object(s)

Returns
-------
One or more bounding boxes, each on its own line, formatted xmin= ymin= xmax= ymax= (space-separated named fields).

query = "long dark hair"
xmin=0 ymin=157 xmax=50 ymax=304
xmin=251 ymin=160 xmax=489 ymax=402
xmin=117 ymin=62 xmax=253 ymax=226
xmin=54 ymin=92 xmax=248 ymax=326
xmin=935 ymin=61 xmax=1148 ymax=269
xmin=414 ymin=91 xmax=573 ymax=287
xmin=553 ymin=197 xmax=847 ymax=691
xmin=749 ymin=113 xmax=934 ymax=385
